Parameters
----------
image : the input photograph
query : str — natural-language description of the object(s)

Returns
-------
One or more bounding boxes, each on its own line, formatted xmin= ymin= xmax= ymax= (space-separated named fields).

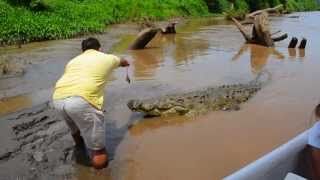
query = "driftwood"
xmin=232 ymin=12 xmax=287 ymax=47
xmin=272 ymin=33 xmax=288 ymax=42
xmin=128 ymin=28 xmax=160 ymax=50
xmin=238 ymin=4 xmax=284 ymax=24
xmin=299 ymin=38 xmax=307 ymax=49
xmin=246 ymin=4 xmax=283 ymax=19
xmin=231 ymin=44 xmax=284 ymax=74
xmin=288 ymin=37 xmax=298 ymax=48
xmin=161 ymin=22 xmax=177 ymax=34
xmin=129 ymin=20 xmax=179 ymax=50
xmin=288 ymin=37 xmax=307 ymax=49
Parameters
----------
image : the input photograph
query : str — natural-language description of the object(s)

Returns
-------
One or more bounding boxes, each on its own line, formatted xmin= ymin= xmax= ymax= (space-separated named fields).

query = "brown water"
xmin=1 ymin=12 xmax=320 ymax=180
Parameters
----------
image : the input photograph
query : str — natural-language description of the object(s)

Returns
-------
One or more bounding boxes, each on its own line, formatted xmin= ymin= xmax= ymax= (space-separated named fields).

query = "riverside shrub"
xmin=0 ymin=0 xmax=209 ymax=45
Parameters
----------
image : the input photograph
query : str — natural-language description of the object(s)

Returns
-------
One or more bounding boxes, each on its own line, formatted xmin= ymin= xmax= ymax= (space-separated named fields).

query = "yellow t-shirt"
xmin=53 ymin=49 xmax=120 ymax=110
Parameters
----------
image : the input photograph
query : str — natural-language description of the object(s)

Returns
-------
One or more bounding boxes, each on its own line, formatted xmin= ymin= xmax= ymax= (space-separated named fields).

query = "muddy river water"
xmin=1 ymin=12 xmax=320 ymax=180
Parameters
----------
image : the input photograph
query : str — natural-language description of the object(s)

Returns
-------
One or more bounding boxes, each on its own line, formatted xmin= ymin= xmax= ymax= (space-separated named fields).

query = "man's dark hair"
xmin=81 ymin=37 xmax=101 ymax=52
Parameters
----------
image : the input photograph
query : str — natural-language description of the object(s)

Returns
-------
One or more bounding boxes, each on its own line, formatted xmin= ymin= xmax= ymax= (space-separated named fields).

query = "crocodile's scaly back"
xmin=128 ymin=71 xmax=270 ymax=117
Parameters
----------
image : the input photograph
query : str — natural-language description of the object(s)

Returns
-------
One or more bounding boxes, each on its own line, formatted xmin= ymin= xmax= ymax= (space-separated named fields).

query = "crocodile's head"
xmin=127 ymin=100 xmax=142 ymax=111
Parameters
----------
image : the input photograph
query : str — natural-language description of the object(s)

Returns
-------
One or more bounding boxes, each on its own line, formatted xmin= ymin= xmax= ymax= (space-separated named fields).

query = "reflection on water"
xmin=0 ymin=89 xmax=51 ymax=116
xmin=130 ymin=47 xmax=164 ymax=79
xmin=289 ymin=48 xmax=306 ymax=60
xmin=288 ymin=48 xmax=297 ymax=59
xmin=73 ymin=165 xmax=113 ymax=180
xmin=0 ymin=95 xmax=31 ymax=116
xmin=129 ymin=116 xmax=192 ymax=136
xmin=109 ymin=19 xmax=214 ymax=81
xmin=232 ymin=44 xmax=285 ymax=74
xmin=299 ymin=49 xmax=306 ymax=59
xmin=173 ymin=37 xmax=210 ymax=64
xmin=176 ymin=17 xmax=233 ymax=33
xmin=110 ymin=35 xmax=136 ymax=54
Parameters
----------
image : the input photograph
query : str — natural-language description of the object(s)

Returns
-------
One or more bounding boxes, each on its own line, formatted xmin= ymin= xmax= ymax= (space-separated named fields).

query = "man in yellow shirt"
xmin=52 ymin=37 xmax=129 ymax=169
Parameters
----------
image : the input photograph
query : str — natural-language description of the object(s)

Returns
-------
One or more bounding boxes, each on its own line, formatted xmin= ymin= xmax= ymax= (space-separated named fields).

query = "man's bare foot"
xmin=91 ymin=148 xmax=108 ymax=169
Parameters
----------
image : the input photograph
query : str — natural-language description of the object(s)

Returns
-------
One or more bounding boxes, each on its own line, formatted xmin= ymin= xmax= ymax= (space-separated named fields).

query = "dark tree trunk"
xmin=128 ymin=28 xmax=160 ymax=50
xmin=288 ymin=37 xmax=298 ymax=48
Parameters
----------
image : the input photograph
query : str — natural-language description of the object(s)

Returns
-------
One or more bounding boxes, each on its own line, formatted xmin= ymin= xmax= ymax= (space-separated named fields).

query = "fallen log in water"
xmin=128 ymin=28 xmax=160 ymax=50
xmin=272 ymin=33 xmax=288 ymax=42
xmin=232 ymin=12 xmax=287 ymax=47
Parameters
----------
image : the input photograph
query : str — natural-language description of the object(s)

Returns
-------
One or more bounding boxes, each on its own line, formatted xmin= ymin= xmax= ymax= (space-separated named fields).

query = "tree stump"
xmin=232 ymin=12 xmax=287 ymax=47
xmin=299 ymin=38 xmax=307 ymax=49
xmin=161 ymin=22 xmax=177 ymax=34
xmin=288 ymin=37 xmax=298 ymax=48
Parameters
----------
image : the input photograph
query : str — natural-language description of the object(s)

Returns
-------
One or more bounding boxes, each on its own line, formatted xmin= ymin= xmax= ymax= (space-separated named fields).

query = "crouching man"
xmin=52 ymin=37 xmax=129 ymax=169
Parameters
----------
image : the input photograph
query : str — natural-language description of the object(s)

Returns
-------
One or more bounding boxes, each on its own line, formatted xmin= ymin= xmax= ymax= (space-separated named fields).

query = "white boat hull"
xmin=224 ymin=131 xmax=309 ymax=180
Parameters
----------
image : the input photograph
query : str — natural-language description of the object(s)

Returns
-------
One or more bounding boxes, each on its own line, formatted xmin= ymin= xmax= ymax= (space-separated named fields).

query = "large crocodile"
xmin=127 ymin=72 xmax=270 ymax=117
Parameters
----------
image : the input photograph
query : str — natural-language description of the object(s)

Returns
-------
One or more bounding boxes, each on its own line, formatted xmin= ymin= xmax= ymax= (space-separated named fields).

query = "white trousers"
xmin=53 ymin=96 xmax=105 ymax=150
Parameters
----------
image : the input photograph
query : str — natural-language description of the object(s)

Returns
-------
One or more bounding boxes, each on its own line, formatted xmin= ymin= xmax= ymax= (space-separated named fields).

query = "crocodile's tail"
xmin=250 ymin=69 xmax=272 ymax=86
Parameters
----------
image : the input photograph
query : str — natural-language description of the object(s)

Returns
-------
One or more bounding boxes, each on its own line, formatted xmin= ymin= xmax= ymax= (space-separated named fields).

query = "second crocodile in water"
xmin=127 ymin=73 xmax=270 ymax=117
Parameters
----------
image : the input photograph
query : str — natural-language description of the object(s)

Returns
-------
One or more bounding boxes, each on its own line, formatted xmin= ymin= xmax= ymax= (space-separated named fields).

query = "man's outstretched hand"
xmin=120 ymin=58 xmax=130 ymax=67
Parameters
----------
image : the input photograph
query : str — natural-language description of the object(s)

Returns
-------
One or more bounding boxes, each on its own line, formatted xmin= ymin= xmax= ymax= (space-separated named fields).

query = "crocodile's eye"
xmin=127 ymin=100 xmax=135 ymax=109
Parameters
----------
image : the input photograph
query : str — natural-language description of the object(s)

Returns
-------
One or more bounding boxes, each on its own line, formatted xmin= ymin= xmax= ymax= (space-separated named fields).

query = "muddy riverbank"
xmin=1 ymin=12 xmax=320 ymax=180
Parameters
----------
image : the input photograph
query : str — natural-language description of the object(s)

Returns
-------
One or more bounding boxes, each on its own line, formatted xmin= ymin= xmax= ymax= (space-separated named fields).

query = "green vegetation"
xmin=0 ymin=0 xmax=209 ymax=45
xmin=286 ymin=0 xmax=320 ymax=12
xmin=0 ymin=0 xmax=319 ymax=45
xmin=205 ymin=0 xmax=319 ymax=19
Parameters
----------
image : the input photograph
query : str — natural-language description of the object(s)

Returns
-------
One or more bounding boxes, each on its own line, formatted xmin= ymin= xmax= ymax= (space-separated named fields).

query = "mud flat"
xmin=0 ymin=102 xmax=77 ymax=179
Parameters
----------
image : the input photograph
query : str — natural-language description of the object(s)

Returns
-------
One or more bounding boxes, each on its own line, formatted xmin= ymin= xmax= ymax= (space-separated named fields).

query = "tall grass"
xmin=0 ymin=0 xmax=209 ymax=45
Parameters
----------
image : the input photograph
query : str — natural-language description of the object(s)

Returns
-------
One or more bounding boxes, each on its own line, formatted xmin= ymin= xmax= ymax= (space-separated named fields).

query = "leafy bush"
xmin=286 ymin=0 xmax=319 ymax=12
xmin=224 ymin=0 xmax=318 ymax=19
xmin=6 ymin=0 xmax=49 ymax=10
xmin=224 ymin=8 xmax=248 ymax=20
xmin=234 ymin=0 xmax=250 ymax=11
xmin=205 ymin=0 xmax=231 ymax=13
xmin=0 ymin=0 xmax=209 ymax=45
